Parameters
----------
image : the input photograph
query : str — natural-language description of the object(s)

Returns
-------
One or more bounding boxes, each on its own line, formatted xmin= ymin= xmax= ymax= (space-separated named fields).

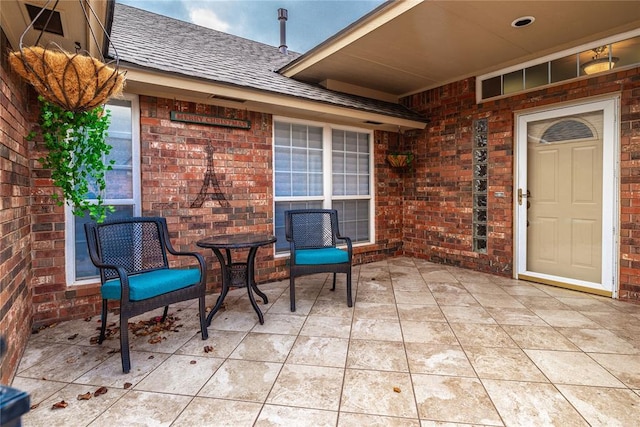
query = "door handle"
xmin=518 ymin=188 xmax=530 ymax=205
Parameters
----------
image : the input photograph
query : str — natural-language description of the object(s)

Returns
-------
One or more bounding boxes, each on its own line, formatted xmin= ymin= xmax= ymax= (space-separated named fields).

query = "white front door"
xmin=515 ymin=98 xmax=618 ymax=297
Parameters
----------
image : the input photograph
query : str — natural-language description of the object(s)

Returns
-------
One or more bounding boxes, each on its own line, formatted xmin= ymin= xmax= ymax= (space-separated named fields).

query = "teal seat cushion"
xmin=295 ymin=248 xmax=349 ymax=265
xmin=102 ymin=268 xmax=201 ymax=301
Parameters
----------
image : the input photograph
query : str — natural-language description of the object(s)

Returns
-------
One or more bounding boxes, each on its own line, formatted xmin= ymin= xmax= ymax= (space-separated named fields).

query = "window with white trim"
xmin=66 ymin=94 xmax=141 ymax=284
xmin=273 ymin=118 xmax=373 ymax=253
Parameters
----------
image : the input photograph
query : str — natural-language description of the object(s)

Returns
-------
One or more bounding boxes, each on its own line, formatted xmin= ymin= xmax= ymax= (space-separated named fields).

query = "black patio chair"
xmin=84 ymin=217 xmax=208 ymax=373
xmin=284 ymin=209 xmax=353 ymax=311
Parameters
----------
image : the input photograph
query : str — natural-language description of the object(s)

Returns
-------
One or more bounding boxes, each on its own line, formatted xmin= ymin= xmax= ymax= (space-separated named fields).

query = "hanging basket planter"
xmin=8 ymin=0 xmax=125 ymax=112
xmin=387 ymin=153 xmax=414 ymax=168
xmin=9 ymin=45 xmax=124 ymax=112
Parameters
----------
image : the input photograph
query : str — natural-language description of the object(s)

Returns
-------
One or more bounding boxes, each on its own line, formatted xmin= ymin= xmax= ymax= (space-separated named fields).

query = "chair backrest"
xmin=285 ymin=209 xmax=340 ymax=249
xmin=85 ymin=217 xmax=170 ymax=281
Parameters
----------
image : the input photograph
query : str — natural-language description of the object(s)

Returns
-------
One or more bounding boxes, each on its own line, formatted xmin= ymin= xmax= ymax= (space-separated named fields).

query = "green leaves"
xmin=32 ymin=96 xmax=115 ymax=222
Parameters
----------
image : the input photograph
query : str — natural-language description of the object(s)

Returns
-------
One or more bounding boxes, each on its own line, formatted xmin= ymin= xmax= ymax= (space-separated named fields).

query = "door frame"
xmin=514 ymin=96 xmax=619 ymax=297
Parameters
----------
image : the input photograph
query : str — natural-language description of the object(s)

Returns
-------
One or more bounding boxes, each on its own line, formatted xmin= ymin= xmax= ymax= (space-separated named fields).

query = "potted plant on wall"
xmin=387 ymin=151 xmax=414 ymax=168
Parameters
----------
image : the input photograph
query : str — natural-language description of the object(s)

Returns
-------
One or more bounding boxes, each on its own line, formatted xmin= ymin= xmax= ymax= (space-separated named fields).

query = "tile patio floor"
xmin=11 ymin=257 xmax=640 ymax=426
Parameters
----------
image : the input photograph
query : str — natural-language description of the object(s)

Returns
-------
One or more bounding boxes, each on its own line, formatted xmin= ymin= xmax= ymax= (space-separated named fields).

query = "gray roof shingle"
xmin=110 ymin=4 xmax=427 ymax=123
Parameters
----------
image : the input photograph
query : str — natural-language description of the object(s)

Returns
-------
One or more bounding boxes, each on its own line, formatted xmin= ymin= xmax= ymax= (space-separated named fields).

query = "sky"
xmin=116 ymin=0 xmax=387 ymax=53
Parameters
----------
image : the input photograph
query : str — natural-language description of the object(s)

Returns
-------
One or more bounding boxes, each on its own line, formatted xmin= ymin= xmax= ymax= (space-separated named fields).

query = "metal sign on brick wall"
xmin=170 ymin=111 xmax=251 ymax=129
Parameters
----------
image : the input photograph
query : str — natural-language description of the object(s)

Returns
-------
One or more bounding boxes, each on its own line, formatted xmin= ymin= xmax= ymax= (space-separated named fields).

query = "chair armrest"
xmin=336 ymin=235 xmax=353 ymax=259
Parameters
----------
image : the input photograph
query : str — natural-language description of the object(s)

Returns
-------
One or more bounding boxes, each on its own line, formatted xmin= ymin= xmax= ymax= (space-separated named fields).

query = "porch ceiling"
xmin=282 ymin=0 xmax=640 ymax=98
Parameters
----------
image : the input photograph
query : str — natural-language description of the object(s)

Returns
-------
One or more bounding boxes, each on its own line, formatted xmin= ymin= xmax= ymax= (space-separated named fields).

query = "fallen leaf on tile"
xmin=204 ymin=345 xmax=214 ymax=353
xmin=52 ymin=400 xmax=68 ymax=409
xmin=148 ymin=335 xmax=164 ymax=344
xmin=84 ymin=317 xmax=92 ymax=322
xmin=30 ymin=403 xmax=40 ymax=410
xmin=124 ymin=383 xmax=132 ymax=389
xmin=77 ymin=392 xmax=92 ymax=400
xmin=148 ymin=355 xmax=154 ymax=359
xmin=67 ymin=334 xmax=79 ymax=340
xmin=190 ymin=360 xmax=197 ymax=364
xmin=94 ymin=387 xmax=108 ymax=397
xmin=393 ymin=387 xmax=401 ymax=393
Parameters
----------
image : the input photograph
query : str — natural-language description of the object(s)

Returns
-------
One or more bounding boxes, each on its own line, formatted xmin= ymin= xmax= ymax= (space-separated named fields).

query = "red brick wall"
xmin=0 ymin=30 xmax=33 ymax=384
xmin=401 ymin=68 xmax=640 ymax=302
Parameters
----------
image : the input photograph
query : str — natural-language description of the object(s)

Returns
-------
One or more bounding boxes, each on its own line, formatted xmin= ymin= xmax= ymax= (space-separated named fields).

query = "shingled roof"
xmin=110 ymin=3 xmax=427 ymax=123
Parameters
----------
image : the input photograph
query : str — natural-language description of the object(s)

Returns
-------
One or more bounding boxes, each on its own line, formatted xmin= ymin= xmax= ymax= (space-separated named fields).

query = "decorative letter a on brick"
xmin=191 ymin=144 xmax=231 ymax=208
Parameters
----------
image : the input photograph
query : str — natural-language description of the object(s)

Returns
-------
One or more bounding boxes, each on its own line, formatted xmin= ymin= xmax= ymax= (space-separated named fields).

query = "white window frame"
xmin=273 ymin=116 xmax=375 ymax=256
xmin=65 ymin=93 xmax=141 ymax=285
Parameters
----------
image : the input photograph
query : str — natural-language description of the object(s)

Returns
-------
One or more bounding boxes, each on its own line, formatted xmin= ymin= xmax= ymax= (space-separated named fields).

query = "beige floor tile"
xmin=251 ymin=313 xmax=306 ymax=335
xmin=397 ymin=304 xmax=446 ymax=322
xmin=255 ymin=405 xmax=338 ymax=427
xmin=514 ymin=296 xmax=570 ymax=310
xmin=483 ymin=379 xmax=587 ymax=426
xmin=440 ymin=306 xmax=496 ymax=324
xmin=419 ymin=269 xmax=459 ymax=283
xmin=532 ymin=309 xmax=601 ymax=328
xmin=267 ymin=364 xmax=344 ymax=410
xmin=394 ymin=290 xmax=437 ymax=305
xmin=557 ymin=384 xmax=640 ymax=426
xmin=90 ymin=389 xmax=190 ymax=426
xmin=134 ymin=354 xmax=223 ymax=395
xmin=268 ymin=295 xmax=315 ymax=315
xmin=556 ymin=296 xmax=620 ymax=312
xmin=287 ymin=335 xmax=349 ymax=367
xmin=557 ymin=327 xmax=640 ymax=354
xmin=18 ymin=344 xmax=112 ymax=383
xmin=464 ymin=346 xmax=547 ymax=381
xmin=353 ymin=302 xmax=399 ymax=320
xmin=208 ymin=310 xmax=259 ymax=331
xmin=347 ymin=339 xmax=409 ymax=372
xmin=472 ymin=292 xmax=526 ymax=309
xmin=29 ymin=316 xmax=101 ymax=344
xmin=401 ymin=321 xmax=458 ymax=345
xmin=10 ymin=377 xmax=67 ymax=408
xmin=310 ymin=298 xmax=355 ymax=318
xmin=16 ymin=341 xmax=73 ymax=373
xmin=589 ymin=353 xmax=640 ymax=388
xmin=229 ymin=332 xmax=296 ymax=362
xmin=485 ymin=307 xmax=547 ymax=326
xmin=461 ymin=283 xmax=507 ymax=295
xmin=338 ymin=412 xmax=420 ymax=426
xmin=176 ymin=328 xmax=246 ymax=358
xmin=351 ymin=318 xmax=403 ymax=342
xmin=392 ymin=277 xmax=430 ymax=293
xmin=198 ymin=359 xmax=282 ymax=401
xmin=73 ymin=350 xmax=170 ymax=387
xmin=171 ymin=397 xmax=262 ymax=426
xmin=450 ymin=323 xmax=517 ymax=348
xmin=431 ymin=291 xmax=479 ymax=307
xmin=426 ymin=283 xmax=467 ymax=294
xmin=525 ymin=349 xmax=626 ymax=387
xmin=20 ymin=383 xmax=127 ymax=427
xmin=502 ymin=325 xmax=579 ymax=351
xmin=412 ymin=374 xmax=501 ymax=425
xmin=300 ymin=315 xmax=352 ymax=338
xmin=404 ymin=343 xmax=474 ymax=377
xmin=341 ymin=369 xmax=417 ymax=418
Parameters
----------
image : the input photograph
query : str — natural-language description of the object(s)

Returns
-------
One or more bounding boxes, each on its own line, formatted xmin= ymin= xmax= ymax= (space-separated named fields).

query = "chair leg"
xmin=331 ymin=273 xmax=337 ymax=291
xmin=289 ymin=274 xmax=296 ymax=312
xmin=199 ymin=295 xmax=208 ymax=340
xmin=161 ymin=306 xmax=169 ymax=322
xmin=119 ymin=311 xmax=131 ymax=374
xmin=98 ymin=299 xmax=108 ymax=344
xmin=346 ymin=270 xmax=353 ymax=307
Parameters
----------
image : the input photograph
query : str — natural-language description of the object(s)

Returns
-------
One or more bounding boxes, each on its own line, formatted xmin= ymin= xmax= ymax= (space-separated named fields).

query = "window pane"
xmin=332 ymin=129 xmax=344 ymax=151
xmin=482 ymin=76 xmax=502 ymax=99
xmin=333 ymin=174 xmax=344 ymax=195
xmin=292 ymin=148 xmax=308 ymax=172
xmin=308 ymin=126 xmax=323 ymax=149
xmin=345 ymin=131 xmax=358 ymax=152
xmin=274 ymin=122 xmax=291 ymax=145
xmin=292 ymin=124 xmax=307 ymax=148
xmin=291 ymin=173 xmax=308 ymax=196
xmin=274 ymin=146 xmax=291 ymax=170
xmin=275 ymin=171 xmax=291 ymax=196
xmin=105 ymin=168 xmax=133 ymax=198
xmin=525 ymin=62 xmax=548 ymax=89
xmin=503 ymin=69 xmax=523 ymax=94
xmin=309 ymin=173 xmax=323 ymax=196
xmin=309 ymin=150 xmax=322 ymax=172
xmin=345 ymin=153 xmax=357 ymax=173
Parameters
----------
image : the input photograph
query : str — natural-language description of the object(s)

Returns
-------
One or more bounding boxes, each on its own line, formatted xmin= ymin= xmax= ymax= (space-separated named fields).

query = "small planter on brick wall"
xmin=387 ymin=152 xmax=414 ymax=169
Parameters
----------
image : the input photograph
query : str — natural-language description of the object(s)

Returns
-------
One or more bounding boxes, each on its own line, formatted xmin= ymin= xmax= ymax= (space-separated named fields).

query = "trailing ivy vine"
xmin=31 ymin=96 xmax=115 ymax=221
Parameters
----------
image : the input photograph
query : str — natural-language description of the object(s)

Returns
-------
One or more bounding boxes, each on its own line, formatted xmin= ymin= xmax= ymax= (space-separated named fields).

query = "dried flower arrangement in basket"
xmin=9 ymin=45 xmax=125 ymax=113
xmin=387 ymin=152 xmax=414 ymax=168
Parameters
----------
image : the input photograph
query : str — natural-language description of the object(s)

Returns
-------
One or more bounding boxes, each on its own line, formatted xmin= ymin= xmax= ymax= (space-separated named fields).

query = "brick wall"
xmin=0 ymin=30 xmax=33 ymax=384
xmin=402 ymin=68 xmax=640 ymax=302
